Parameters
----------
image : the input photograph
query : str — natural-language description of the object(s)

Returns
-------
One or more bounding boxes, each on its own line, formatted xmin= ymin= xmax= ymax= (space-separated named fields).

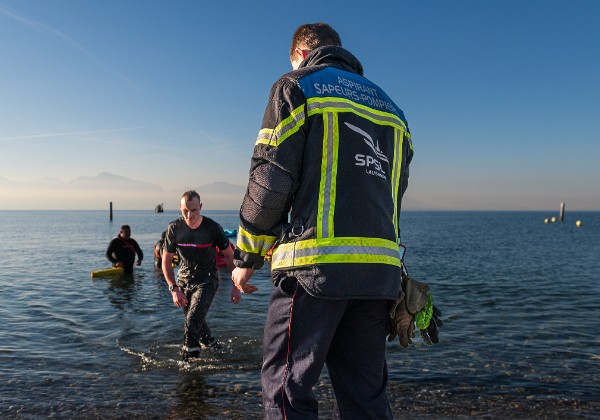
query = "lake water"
xmin=1 ymin=210 xmax=599 ymax=419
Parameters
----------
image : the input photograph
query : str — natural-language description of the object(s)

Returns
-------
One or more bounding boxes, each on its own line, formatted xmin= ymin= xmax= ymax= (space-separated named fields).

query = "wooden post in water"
xmin=110 ymin=202 xmax=113 ymax=221
xmin=560 ymin=202 xmax=565 ymax=222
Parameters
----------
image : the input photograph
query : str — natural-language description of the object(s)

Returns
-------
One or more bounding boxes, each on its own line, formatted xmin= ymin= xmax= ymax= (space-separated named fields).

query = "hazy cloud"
xmin=0 ymin=172 xmax=245 ymax=210
xmin=0 ymin=127 xmax=143 ymax=144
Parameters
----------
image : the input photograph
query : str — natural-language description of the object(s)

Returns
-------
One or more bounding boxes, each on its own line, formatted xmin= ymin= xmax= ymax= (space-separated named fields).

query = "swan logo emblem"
xmin=345 ymin=122 xmax=389 ymax=164
xmin=345 ymin=122 xmax=388 ymax=179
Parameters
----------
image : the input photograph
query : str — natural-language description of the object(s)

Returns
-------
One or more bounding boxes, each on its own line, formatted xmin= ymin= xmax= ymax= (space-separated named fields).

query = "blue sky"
xmin=1 ymin=0 xmax=598 ymax=211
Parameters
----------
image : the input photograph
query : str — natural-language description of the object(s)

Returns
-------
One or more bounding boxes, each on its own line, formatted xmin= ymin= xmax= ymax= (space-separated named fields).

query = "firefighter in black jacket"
xmin=232 ymin=23 xmax=413 ymax=419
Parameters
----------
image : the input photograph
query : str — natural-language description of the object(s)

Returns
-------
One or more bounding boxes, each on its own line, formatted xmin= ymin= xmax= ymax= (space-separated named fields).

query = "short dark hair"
xmin=181 ymin=190 xmax=201 ymax=203
xmin=120 ymin=225 xmax=131 ymax=231
xmin=290 ymin=23 xmax=342 ymax=60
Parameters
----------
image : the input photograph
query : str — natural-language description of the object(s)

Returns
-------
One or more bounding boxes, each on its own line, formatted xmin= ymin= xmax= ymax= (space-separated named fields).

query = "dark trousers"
xmin=262 ymin=277 xmax=393 ymax=420
xmin=181 ymin=280 xmax=217 ymax=351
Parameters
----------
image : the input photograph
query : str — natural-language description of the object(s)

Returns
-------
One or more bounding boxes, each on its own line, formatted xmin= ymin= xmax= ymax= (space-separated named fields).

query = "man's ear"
xmin=295 ymin=48 xmax=309 ymax=61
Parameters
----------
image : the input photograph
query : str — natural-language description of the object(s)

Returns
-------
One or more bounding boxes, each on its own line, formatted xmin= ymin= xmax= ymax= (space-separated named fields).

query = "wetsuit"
xmin=105 ymin=236 xmax=143 ymax=274
xmin=153 ymin=240 xmax=163 ymax=269
xmin=164 ymin=216 xmax=230 ymax=353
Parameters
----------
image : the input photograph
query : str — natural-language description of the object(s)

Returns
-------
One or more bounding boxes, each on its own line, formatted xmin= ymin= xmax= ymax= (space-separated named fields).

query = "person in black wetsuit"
xmin=154 ymin=231 xmax=179 ymax=270
xmin=106 ymin=225 xmax=143 ymax=274
xmin=154 ymin=231 xmax=167 ymax=269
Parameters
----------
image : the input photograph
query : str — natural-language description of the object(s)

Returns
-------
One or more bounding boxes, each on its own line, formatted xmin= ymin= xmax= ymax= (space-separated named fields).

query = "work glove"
xmin=388 ymin=273 xmax=443 ymax=348
xmin=388 ymin=274 xmax=428 ymax=348
xmin=387 ymin=289 xmax=414 ymax=348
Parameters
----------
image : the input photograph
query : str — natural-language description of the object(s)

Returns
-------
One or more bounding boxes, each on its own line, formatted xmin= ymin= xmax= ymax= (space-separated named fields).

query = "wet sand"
xmin=169 ymin=380 xmax=600 ymax=419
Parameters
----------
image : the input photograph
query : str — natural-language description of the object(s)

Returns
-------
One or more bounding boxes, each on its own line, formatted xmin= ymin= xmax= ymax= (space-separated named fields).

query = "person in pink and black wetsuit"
xmin=162 ymin=190 xmax=241 ymax=360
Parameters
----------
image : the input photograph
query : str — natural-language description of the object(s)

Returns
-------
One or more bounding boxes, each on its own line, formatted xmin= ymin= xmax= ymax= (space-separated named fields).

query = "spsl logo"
xmin=345 ymin=122 xmax=388 ymax=179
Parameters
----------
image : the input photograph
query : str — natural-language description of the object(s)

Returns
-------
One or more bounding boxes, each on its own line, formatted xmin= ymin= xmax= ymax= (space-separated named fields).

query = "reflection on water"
xmin=103 ymin=273 xmax=137 ymax=310
xmin=172 ymin=373 xmax=212 ymax=417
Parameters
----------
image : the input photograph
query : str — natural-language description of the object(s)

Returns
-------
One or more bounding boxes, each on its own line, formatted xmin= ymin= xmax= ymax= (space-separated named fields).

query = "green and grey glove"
xmin=388 ymin=274 xmax=443 ymax=347
xmin=388 ymin=274 xmax=429 ymax=348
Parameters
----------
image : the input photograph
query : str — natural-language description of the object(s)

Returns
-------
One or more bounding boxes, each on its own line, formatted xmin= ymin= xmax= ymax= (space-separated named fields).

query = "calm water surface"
xmin=1 ymin=210 xmax=599 ymax=419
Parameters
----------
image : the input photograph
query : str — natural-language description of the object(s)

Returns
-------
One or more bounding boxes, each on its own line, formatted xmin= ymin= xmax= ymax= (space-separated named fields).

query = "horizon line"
xmin=0 ymin=208 xmax=597 ymax=213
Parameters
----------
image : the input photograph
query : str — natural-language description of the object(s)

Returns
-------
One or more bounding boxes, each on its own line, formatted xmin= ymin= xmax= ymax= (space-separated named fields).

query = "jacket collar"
xmin=299 ymin=46 xmax=364 ymax=76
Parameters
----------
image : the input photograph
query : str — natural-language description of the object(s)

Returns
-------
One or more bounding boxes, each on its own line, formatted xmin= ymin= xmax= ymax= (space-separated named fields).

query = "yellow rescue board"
xmin=91 ymin=267 xmax=124 ymax=278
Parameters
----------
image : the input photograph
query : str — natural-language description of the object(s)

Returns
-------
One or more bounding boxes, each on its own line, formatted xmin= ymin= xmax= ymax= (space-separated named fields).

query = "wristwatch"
xmin=169 ymin=284 xmax=179 ymax=292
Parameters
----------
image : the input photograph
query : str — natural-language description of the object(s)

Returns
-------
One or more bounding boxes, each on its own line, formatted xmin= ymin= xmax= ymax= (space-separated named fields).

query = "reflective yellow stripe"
xmin=236 ymin=227 xmax=277 ymax=256
xmin=255 ymin=104 xmax=306 ymax=147
xmin=329 ymin=114 xmax=339 ymax=237
xmin=391 ymin=128 xmax=403 ymax=240
xmin=317 ymin=112 xmax=338 ymax=239
xmin=307 ymin=97 xmax=407 ymax=131
xmin=271 ymin=237 xmax=401 ymax=269
xmin=255 ymin=98 xmax=408 ymax=149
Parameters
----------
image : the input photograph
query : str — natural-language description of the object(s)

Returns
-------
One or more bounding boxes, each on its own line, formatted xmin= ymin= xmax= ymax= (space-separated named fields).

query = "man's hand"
xmin=231 ymin=267 xmax=258 ymax=294
xmin=171 ymin=288 xmax=188 ymax=307
xmin=230 ymin=285 xmax=242 ymax=304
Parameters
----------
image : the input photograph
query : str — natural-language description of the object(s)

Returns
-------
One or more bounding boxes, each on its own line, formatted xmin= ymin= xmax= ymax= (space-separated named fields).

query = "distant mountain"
xmin=195 ymin=181 xmax=246 ymax=194
xmin=0 ymin=173 xmax=246 ymax=210
xmin=179 ymin=181 xmax=246 ymax=210
xmin=67 ymin=172 xmax=162 ymax=191
xmin=39 ymin=176 xmax=65 ymax=186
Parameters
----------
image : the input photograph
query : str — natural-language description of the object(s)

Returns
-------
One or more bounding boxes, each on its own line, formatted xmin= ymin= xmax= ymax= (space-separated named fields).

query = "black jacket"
xmin=106 ymin=236 xmax=143 ymax=273
xmin=236 ymin=46 xmax=413 ymax=300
